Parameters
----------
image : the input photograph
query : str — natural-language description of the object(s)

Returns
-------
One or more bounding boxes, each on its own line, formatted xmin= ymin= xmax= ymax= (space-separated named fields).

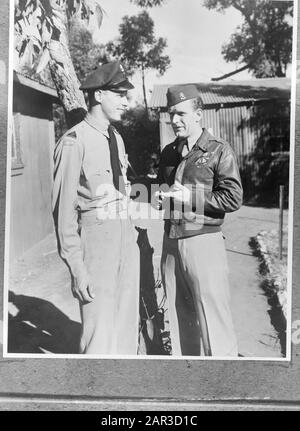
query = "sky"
xmin=89 ymin=0 xmax=292 ymax=103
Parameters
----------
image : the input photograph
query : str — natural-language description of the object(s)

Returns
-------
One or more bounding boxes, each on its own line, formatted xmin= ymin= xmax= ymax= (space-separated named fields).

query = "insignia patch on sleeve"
xmin=62 ymin=130 xmax=78 ymax=146
xmin=66 ymin=131 xmax=77 ymax=139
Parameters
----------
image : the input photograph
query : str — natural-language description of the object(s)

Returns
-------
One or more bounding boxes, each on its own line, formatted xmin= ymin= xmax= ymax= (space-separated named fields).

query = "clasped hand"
xmin=154 ymin=181 xmax=191 ymax=209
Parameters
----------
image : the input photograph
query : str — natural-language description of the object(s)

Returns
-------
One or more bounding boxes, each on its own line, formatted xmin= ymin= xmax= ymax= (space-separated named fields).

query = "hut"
xmin=10 ymin=72 xmax=59 ymax=260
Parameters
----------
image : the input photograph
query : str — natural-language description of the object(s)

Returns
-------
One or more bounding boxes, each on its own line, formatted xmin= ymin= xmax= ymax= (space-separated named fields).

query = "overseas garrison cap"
xmin=80 ymin=61 xmax=134 ymax=92
xmin=166 ymin=84 xmax=200 ymax=107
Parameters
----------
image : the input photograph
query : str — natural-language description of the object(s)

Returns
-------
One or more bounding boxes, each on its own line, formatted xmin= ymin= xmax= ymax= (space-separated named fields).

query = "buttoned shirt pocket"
xmin=83 ymin=164 xmax=113 ymax=200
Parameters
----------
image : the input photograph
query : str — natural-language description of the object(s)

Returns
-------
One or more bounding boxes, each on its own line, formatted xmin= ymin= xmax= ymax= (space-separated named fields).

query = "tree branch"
xmin=211 ymin=63 xmax=251 ymax=81
xmin=231 ymin=0 xmax=258 ymax=44
xmin=231 ymin=0 xmax=245 ymax=16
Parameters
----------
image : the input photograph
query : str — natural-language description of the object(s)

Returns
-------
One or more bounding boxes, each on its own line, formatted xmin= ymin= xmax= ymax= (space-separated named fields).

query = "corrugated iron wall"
xmin=202 ymin=109 xmax=221 ymax=140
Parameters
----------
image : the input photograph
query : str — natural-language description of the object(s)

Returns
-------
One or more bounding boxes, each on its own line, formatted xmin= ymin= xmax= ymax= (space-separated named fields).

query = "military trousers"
xmin=161 ymin=231 xmax=238 ymax=357
xmin=78 ymin=214 xmax=140 ymax=355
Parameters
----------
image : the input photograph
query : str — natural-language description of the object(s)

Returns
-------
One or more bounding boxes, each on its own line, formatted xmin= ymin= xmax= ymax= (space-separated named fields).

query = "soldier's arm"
xmin=157 ymin=144 xmax=176 ymax=186
xmin=52 ymin=133 xmax=89 ymax=287
xmin=192 ymin=143 xmax=243 ymax=216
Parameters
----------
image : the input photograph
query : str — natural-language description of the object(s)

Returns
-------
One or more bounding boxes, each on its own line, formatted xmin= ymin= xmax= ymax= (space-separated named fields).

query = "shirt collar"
xmin=193 ymin=128 xmax=211 ymax=152
xmin=84 ymin=112 xmax=110 ymax=138
xmin=178 ymin=128 xmax=211 ymax=159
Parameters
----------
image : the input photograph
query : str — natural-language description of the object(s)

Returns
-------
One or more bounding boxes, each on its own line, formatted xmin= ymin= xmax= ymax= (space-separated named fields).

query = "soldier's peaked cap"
xmin=79 ymin=61 xmax=134 ymax=91
xmin=167 ymin=84 xmax=201 ymax=107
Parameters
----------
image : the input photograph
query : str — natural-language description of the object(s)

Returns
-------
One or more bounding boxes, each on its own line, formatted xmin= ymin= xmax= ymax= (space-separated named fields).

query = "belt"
xmin=79 ymin=211 xmax=104 ymax=226
xmin=79 ymin=205 xmax=129 ymax=226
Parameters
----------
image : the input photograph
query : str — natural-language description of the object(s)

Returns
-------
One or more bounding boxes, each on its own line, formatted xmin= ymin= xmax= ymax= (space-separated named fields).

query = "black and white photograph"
xmin=1 ymin=0 xmax=296 ymax=363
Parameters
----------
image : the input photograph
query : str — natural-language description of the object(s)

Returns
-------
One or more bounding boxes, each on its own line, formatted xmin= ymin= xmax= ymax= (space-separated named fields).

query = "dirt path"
xmin=223 ymin=206 xmax=287 ymax=358
xmin=143 ymin=205 xmax=286 ymax=358
xmin=4 ymin=205 xmax=288 ymax=357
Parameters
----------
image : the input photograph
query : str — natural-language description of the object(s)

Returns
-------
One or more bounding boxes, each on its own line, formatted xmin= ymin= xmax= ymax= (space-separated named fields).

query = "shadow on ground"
xmin=137 ymin=228 xmax=170 ymax=355
xmin=8 ymin=228 xmax=169 ymax=356
xmin=8 ymin=291 xmax=81 ymax=354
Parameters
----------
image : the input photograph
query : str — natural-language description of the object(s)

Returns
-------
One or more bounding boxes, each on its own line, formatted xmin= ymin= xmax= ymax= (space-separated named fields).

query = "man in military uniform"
xmin=52 ymin=61 xmax=140 ymax=355
xmin=157 ymin=84 xmax=243 ymax=357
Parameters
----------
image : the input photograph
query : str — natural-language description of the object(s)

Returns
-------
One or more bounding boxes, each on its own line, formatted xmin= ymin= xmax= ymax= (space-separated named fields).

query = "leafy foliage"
xmin=14 ymin=0 xmax=103 ymax=72
xmin=52 ymin=21 xmax=106 ymax=139
xmin=127 ymin=0 xmax=293 ymax=78
xmin=204 ymin=0 xmax=293 ymax=78
xmin=129 ymin=0 xmax=166 ymax=7
xmin=115 ymin=106 xmax=160 ymax=177
xmin=69 ymin=20 xmax=105 ymax=81
xmin=106 ymin=11 xmax=170 ymax=109
xmin=106 ymin=11 xmax=170 ymax=77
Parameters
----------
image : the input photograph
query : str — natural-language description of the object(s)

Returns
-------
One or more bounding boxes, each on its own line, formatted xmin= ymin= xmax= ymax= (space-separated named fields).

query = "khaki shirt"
xmin=52 ymin=113 xmax=130 ymax=281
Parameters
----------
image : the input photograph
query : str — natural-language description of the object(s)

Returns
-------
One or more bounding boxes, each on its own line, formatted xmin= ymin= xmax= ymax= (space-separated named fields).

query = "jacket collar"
xmin=181 ymin=128 xmax=212 ymax=160
xmin=193 ymin=128 xmax=212 ymax=152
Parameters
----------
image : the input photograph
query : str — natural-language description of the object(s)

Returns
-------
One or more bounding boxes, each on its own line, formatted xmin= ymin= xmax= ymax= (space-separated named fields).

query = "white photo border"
xmin=2 ymin=0 xmax=298 ymax=362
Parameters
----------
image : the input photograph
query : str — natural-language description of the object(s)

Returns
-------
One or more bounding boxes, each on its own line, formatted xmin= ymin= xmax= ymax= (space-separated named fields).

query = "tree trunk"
xmin=47 ymin=8 xmax=87 ymax=128
xmin=275 ymin=57 xmax=285 ymax=77
xmin=141 ymin=66 xmax=149 ymax=119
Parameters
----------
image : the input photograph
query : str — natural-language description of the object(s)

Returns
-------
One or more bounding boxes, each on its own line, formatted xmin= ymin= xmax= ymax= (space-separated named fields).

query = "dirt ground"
xmin=4 ymin=204 xmax=289 ymax=358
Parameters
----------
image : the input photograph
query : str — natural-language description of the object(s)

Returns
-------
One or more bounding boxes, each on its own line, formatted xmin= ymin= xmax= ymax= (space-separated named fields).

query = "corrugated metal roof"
xmin=149 ymin=78 xmax=291 ymax=108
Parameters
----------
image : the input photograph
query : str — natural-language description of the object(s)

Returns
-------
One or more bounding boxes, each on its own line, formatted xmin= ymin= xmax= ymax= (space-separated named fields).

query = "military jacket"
xmin=159 ymin=128 xmax=243 ymax=239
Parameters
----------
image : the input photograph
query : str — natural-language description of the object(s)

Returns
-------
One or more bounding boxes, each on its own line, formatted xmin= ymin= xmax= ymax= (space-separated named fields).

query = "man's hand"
xmin=72 ymin=274 xmax=95 ymax=303
xmin=162 ymin=181 xmax=191 ymax=206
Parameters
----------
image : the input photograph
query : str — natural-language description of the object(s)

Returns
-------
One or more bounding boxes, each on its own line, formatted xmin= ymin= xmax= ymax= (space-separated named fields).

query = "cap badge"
xmin=179 ymin=92 xmax=186 ymax=101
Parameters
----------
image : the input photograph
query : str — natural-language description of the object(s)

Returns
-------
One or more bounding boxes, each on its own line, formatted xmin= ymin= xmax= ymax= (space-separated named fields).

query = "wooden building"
xmin=10 ymin=72 xmax=59 ymax=260
xmin=150 ymin=78 xmax=291 ymax=205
